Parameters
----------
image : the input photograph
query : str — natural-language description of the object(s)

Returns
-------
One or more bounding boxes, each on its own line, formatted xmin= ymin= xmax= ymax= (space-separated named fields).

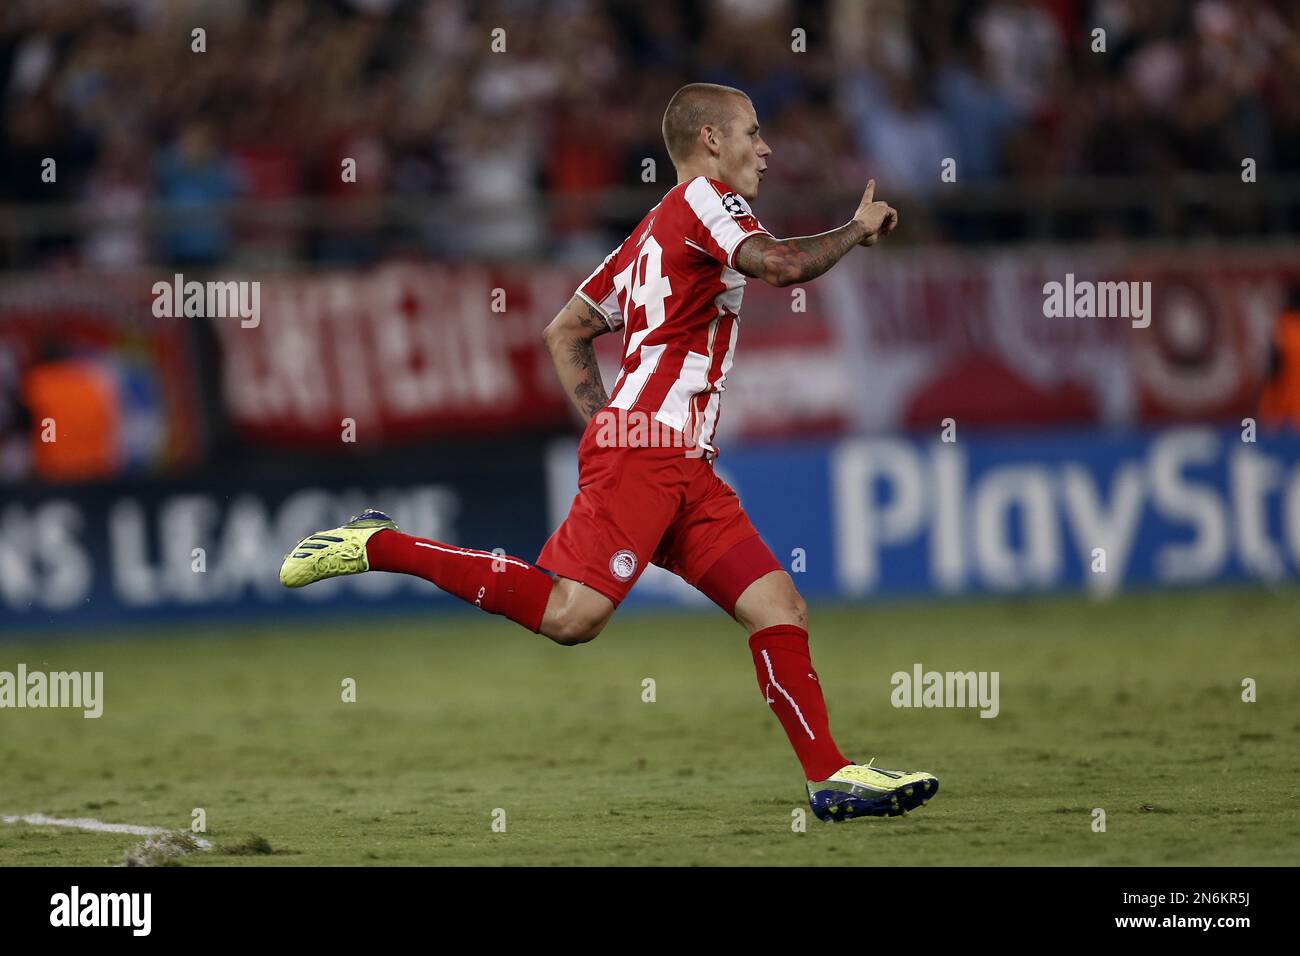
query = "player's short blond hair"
xmin=662 ymin=83 xmax=751 ymax=167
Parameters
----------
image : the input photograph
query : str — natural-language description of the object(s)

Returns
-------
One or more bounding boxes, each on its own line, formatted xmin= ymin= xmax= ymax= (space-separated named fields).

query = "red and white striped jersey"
xmin=575 ymin=175 xmax=770 ymax=458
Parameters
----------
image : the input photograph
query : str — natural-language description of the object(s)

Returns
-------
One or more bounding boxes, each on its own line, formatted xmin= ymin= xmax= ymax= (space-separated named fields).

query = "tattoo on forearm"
xmin=568 ymin=338 xmax=608 ymax=419
xmin=573 ymin=379 xmax=608 ymax=420
xmin=567 ymin=338 xmax=596 ymax=373
xmin=546 ymin=298 xmax=613 ymax=423
xmin=737 ymin=221 xmax=868 ymax=285
xmin=789 ymin=221 xmax=868 ymax=280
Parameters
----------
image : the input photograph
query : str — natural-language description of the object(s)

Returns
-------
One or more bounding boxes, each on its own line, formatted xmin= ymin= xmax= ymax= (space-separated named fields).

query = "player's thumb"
xmin=862 ymin=179 xmax=875 ymax=205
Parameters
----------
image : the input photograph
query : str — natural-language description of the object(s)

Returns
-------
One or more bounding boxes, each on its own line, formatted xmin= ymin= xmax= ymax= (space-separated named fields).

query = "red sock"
xmin=749 ymin=624 xmax=850 ymax=781
xmin=365 ymin=530 xmax=553 ymax=633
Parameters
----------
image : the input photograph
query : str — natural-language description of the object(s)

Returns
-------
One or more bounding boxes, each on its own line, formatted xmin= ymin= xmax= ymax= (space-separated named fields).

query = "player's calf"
xmin=732 ymin=570 xmax=854 ymax=782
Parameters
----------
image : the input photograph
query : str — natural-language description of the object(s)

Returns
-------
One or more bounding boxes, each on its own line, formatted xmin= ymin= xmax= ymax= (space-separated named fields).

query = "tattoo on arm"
xmin=545 ymin=296 xmax=612 ymax=423
xmin=735 ymin=220 xmax=869 ymax=287
xmin=567 ymin=338 xmax=609 ymax=420
xmin=576 ymin=298 xmax=612 ymax=336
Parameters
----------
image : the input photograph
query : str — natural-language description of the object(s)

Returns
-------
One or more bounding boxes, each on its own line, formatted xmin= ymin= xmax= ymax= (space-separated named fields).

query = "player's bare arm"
xmin=735 ymin=180 xmax=898 ymax=287
xmin=543 ymin=295 xmax=611 ymax=423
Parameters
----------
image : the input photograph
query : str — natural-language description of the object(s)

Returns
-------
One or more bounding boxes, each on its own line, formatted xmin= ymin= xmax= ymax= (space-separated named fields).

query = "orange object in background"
xmin=1259 ymin=310 xmax=1300 ymax=427
xmin=23 ymin=359 xmax=120 ymax=481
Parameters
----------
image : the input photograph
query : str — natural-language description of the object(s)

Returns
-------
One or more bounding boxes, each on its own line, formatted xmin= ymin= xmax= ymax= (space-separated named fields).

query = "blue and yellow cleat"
xmin=807 ymin=760 xmax=939 ymax=822
xmin=279 ymin=509 xmax=398 ymax=588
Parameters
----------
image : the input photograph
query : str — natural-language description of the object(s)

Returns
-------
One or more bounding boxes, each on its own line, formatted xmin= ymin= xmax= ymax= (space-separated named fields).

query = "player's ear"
xmin=700 ymin=124 xmax=722 ymax=158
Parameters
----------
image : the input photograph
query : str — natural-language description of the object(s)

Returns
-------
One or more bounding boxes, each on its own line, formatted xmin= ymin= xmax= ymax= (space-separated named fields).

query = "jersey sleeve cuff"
xmin=574 ymin=290 xmax=616 ymax=331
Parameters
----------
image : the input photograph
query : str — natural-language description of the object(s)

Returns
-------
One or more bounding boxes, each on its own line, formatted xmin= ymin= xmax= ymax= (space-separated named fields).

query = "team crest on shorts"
xmin=609 ymin=549 xmax=638 ymax=581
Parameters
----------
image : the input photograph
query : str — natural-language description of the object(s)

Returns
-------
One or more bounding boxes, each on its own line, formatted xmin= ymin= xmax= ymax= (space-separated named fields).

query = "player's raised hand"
xmin=853 ymin=179 xmax=898 ymax=246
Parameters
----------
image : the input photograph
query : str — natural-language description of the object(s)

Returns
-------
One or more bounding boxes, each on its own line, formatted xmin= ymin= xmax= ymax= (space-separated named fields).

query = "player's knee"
xmin=766 ymin=584 xmax=808 ymax=631
xmin=540 ymin=579 xmax=615 ymax=646
xmin=548 ymin=619 xmax=603 ymax=646
xmin=735 ymin=571 xmax=809 ymax=632
xmin=546 ymin=607 xmax=608 ymax=646
xmin=789 ymin=590 xmax=809 ymax=630
xmin=765 ymin=576 xmax=808 ymax=630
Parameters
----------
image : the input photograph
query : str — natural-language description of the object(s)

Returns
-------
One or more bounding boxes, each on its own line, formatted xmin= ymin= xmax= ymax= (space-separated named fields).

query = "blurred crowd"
xmin=1 ymin=0 xmax=1298 ymax=265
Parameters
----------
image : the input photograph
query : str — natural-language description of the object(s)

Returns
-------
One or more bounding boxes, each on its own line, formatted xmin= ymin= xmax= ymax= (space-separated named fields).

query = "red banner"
xmin=215 ymin=264 xmax=579 ymax=445
xmin=834 ymin=247 xmax=1297 ymax=432
xmin=9 ymin=250 xmax=1286 ymax=460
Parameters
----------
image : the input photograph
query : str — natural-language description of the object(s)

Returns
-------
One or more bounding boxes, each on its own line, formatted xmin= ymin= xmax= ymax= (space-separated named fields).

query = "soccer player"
xmin=281 ymin=83 xmax=938 ymax=821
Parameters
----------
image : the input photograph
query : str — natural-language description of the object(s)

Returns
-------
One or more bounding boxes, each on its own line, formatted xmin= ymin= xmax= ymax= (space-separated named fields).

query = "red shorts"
xmin=536 ymin=415 xmax=781 ymax=613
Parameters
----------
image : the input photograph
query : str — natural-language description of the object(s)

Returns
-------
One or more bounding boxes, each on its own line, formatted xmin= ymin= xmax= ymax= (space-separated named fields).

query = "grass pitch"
xmin=2 ymin=588 xmax=1298 ymax=866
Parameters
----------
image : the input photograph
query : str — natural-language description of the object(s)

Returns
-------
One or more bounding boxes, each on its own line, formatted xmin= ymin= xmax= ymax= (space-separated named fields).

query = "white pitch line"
xmin=3 ymin=813 xmax=212 ymax=850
